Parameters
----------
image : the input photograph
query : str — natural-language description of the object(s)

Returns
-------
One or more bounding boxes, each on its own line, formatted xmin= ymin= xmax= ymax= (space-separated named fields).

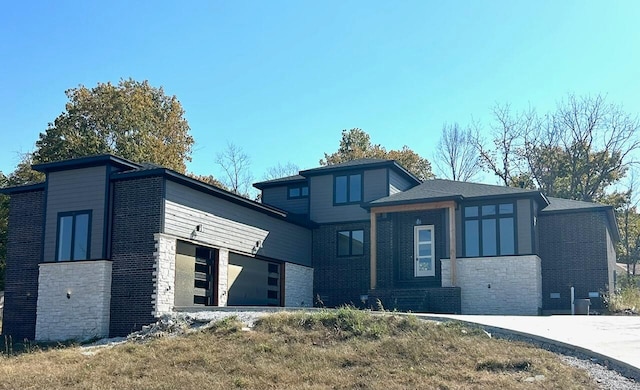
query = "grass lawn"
xmin=0 ymin=309 xmax=598 ymax=389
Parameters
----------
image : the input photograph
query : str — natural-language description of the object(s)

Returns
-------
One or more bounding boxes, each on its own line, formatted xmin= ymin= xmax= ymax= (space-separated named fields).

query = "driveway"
xmin=415 ymin=314 xmax=640 ymax=379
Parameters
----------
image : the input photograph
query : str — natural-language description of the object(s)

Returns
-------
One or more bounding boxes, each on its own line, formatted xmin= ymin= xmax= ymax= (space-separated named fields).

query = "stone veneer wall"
xmin=284 ymin=263 xmax=313 ymax=307
xmin=2 ymin=189 xmax=44 ymax=340
xmin=442 ymin=255 xmax=542 ymax=315
xmin=152 ymin=234 xmax=176 ymax=316
xmin=218 ymin=249 xmax=229 ymax=306
xmin=35 ymin=261 xmax=112 ymax=341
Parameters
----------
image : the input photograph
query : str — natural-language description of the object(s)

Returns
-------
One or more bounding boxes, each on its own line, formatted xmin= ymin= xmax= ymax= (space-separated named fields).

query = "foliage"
xmin=475 ymin=95 xmax=640 ymax=203
xmin=186 ymin=173 xmax=227 ymax=190
xmin=434 ymin=122 xmax=481 ymax=181
xmin=33 ymin=79 xmax=194 ymax=173
xmin=321 ymin=128 xmax=434 ymax=180
xmin=604 ymin=281 xmax=640 ymax=314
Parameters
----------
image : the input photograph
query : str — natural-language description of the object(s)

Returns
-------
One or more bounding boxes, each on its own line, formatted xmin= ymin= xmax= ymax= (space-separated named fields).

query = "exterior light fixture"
xmin=415 ymin=218 xmax=422 ymax=225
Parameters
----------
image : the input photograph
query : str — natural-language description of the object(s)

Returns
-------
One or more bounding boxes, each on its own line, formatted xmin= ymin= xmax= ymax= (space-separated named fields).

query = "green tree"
xmin=33 ymin=79 xmax=194 ymax=173
xmin=321 ymin=128 xmax=434 ymax=180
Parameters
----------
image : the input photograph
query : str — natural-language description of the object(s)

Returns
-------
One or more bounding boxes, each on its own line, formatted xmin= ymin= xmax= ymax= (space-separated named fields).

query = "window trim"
xmin=463 ymin=201 xmax=517 ymax=257
xmin=333 ymin=172 xmax=363 ymax=205
xmin=336 ymin=229 xmax=365 ymax=257
xmin=287 ymin=184 xmax=309 ymax=199
xmin=414 ymin=225 xmax=435 ymax=277
xmin=55 ymin=210 xmax=92 ymax=261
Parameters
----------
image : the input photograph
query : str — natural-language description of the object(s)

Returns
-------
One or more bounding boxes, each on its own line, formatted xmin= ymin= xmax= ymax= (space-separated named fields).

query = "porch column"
xmin=449 ymin=205 xmax=457 ymax=287
xmin=370 ymin=210 xmax=377 ymax=290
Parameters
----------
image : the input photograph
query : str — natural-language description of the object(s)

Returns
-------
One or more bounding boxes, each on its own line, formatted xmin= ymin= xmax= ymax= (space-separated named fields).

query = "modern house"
xmin=0 ymin=155 xmax=618 ymax=341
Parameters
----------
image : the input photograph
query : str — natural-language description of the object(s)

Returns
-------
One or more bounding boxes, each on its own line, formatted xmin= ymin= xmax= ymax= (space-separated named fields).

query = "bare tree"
xmin=214 ymin=142 xmax=254 ymax=198
xmin=263 ymin=162 xmax=300 ymax=180
xmin=472 ymin=104 xmax=537 ymax=187
xmin=434 ymin=122 xmax=480 ymax=181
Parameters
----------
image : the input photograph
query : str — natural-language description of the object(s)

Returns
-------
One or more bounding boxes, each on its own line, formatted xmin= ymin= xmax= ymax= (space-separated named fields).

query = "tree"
xmin=263 ymin=162 xmax=300 ymax=180
xmin=523 ymin=94 xmax=640 ymax=202
xmin=475 ymin=95 xmax=640 ymax=202
xmin=214 ymin=142 xmax=254 ymax=198
xmin=33 ymin=79 xmax=194 ymax=172
xmin=187 ymin=174 xmax=227 ymax=190
xmin=434 ymin=122 xmax=481 ymax=181
xmin=321 ymin=128 xmax=434 ymax=180
xmin=473 ymin=104 xmax=537 ymax=187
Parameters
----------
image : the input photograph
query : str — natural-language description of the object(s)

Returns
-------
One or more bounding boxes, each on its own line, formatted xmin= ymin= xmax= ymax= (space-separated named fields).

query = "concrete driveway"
xmin=415 ymin=314 xmax=640 ymax=379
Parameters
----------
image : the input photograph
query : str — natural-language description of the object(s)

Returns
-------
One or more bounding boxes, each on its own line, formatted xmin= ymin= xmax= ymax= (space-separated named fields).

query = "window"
xmin=337 ymin=229 xmax=364 ymax=256
xmin=56 ymin=211 xmax=91 ymax=261
xmin=464 ymin=203 xmax=515 ymax=257
xmin=288 ymin=184 xmax=309 ymax=199
xmin=414 ymin=225 xmax=435 ymax=277
xmin=334 ymin=173 xmax=362 ymax=204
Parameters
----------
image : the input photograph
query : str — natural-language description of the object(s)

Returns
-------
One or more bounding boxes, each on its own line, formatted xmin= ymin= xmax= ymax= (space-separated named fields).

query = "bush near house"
xmin=0 ymin=310 xmax=599 ymax=389
xmin=606 ymin=276 xmax=640 ymax=314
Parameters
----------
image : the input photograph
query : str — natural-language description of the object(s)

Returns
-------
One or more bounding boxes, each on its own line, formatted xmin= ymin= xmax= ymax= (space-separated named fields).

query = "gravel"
xmin=80 ymin=310 xmax=640 ymax=389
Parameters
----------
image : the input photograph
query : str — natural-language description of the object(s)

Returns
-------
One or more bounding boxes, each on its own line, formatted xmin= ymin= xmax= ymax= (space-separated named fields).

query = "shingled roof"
xmin=369 ymin=179 xmax=548 ymax=207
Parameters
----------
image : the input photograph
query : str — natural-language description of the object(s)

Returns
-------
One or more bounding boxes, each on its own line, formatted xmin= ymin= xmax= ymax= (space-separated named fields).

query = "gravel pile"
xmin=561 ymin=356 xmax=640 ymax=390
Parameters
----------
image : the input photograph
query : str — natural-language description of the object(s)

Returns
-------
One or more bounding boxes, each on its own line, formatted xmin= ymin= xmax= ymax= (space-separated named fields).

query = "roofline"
xmin=0 ymin=182 xmax=46 ymax=195
xmin=300 ymin=160 xmax=421 ymax=185
xmin=367 ymin=190 xmax=548 ymax=209
xmin=253 ymin=177 xmax=307 ymax=190
xmin=365 ymin=195 xmax=464 ymax=209
xmin=112 ymin=168 xmax=313 ymax=228
xmin=32 ymin=154 xmax=141 ymax=173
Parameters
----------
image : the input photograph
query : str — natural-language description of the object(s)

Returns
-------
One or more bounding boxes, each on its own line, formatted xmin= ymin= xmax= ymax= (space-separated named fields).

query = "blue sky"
xmin=2 ymin=1 xmax=639 ymax=184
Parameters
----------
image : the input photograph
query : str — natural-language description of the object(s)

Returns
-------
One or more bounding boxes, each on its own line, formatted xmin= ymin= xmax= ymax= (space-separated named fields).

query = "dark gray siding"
xmin=309 ymin=169 xmax=387 ymax=223
xmin=517 ymin=199 xmax=532 ymax=254
xmin=538 ymin=210 xmax=610 ymax=311
xmin=110 ymin=176 xmax=163 ymax=337
xmin=2 ymin=190 xmax=44 ymax=340
xmin=164 ymin=181 xmax=311 ymax=266
xmin=261 ymin=186 xmax=308 ymax=215
xmin=43 ymin=166 xmax=107 ymax=261
xmin=389 ymin=170 xmax=414 ymax=195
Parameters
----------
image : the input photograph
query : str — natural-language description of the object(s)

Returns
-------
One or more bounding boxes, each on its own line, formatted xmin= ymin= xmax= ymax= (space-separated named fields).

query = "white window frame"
xmin=414 ymin=225 xmax=435 ymax=277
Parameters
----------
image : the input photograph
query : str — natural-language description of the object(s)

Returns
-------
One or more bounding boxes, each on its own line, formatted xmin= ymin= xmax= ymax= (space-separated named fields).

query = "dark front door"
xmin=194 ymin=247 xmax=218 ymax=306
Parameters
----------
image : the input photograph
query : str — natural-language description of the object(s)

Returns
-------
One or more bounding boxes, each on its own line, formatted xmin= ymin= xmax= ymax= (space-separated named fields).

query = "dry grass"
xmin=0 ymin=309 xmax=598 ymax=390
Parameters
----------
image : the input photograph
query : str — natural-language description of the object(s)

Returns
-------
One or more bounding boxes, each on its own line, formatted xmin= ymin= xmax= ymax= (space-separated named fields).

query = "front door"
xmin=194 ymin=247 xmax=218 ymax=306
xmin=414 ymin=225 xmax=435 ymax=277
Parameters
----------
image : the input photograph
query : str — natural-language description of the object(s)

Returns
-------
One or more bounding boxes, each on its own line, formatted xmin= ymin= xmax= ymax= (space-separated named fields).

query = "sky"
xmin=2 ymin=0 xmax=640 ymax=187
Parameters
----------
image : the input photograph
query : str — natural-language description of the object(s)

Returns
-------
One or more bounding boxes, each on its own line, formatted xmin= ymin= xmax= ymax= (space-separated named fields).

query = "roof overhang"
xmin=0 ymin=182 xmax=46 ymax=195
xmin=32 ymin=154 xmax=141 ymax=173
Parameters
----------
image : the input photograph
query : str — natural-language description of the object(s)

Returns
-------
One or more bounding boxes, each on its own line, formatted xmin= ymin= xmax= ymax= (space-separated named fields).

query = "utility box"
xmin=574 ymin=298 xmax=591 ymax=315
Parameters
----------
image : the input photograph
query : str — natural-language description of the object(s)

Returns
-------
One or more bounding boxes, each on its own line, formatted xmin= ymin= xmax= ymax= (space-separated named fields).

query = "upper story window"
xmin=288 ymin=184 xmax=309 ymax=199
xmin=464 ymin=203 xmax=515 ymax=257
xmin=334 ymin=173 xmax=362 ymax=204
xmin=56 ymin=210 xmax=91 ymax=261
xmin=337 ymin=229 xmax=364 ymax=257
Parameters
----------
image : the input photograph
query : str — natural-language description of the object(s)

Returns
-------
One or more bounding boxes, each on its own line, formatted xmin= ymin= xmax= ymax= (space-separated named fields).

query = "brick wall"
xmin=2 ymin=190 xmax=44 ymax=340
xmin=35 ymin=261 xmax=111 ymax=341
xmin=313 ymin=222 xmax=370 ymax=307
xmin=442 ymin=255 xmax=542 ymax=315
xmin=110 ymin=176 xmax=163 ymax=336
xmin=538 ymin=211 xmax=610 ymax=311
xmin=368 ymin=287 xmax=461 ymax=313
xmin=284 ymin=262 xmax=313 ymax=307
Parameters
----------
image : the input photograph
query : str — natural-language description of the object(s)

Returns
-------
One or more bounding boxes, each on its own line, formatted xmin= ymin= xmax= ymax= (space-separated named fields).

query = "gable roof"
xmin=369 ymin=179 xmax=548 ymax=208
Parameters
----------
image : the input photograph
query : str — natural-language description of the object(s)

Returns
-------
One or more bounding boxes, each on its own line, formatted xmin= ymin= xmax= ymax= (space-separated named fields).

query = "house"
xmin=0 ymin=155 xmax=618 ymax=341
